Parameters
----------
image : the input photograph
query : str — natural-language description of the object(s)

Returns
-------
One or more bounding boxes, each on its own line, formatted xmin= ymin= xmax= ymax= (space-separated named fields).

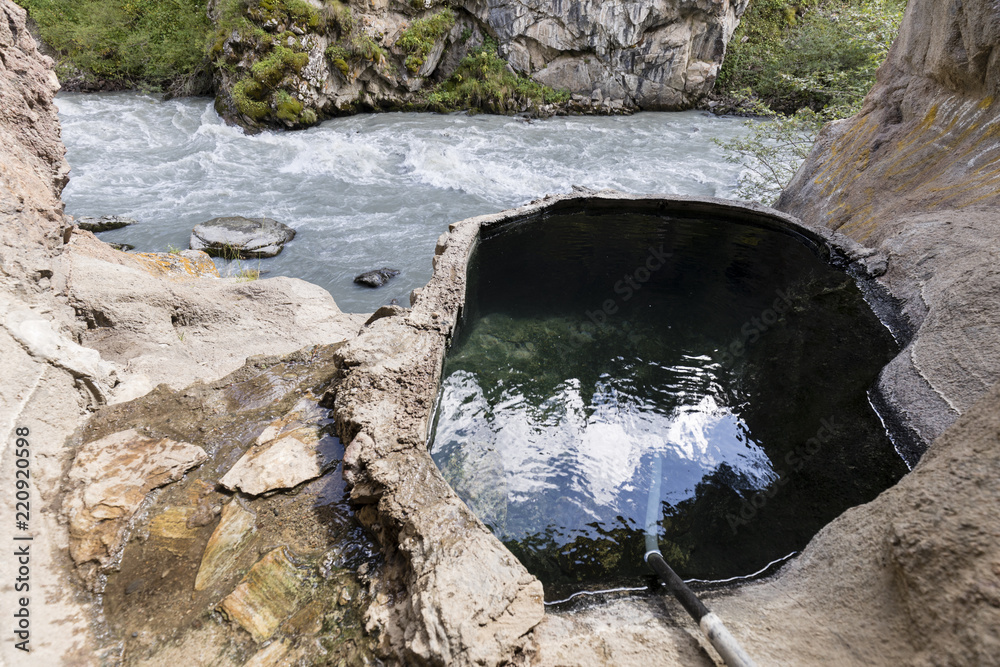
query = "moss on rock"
xmin=397 ymin=8 xmax=455 ymax=74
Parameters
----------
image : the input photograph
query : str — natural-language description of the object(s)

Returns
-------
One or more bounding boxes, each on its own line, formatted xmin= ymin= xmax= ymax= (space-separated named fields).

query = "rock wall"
xmin=210 ymin=0 xmax=748 ymax=130
xmin=744 ymin=0 xmax=1000 ymax=664
xmin=776 ymin=0 xmax=1000 ymax=445
xmin=474 ymin=0 xmax=749 ymax=108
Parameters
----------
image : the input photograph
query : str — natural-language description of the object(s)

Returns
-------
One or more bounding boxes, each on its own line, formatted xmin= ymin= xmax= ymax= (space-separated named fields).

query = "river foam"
xmin=58 ymin=92 xmax=752 ymax=311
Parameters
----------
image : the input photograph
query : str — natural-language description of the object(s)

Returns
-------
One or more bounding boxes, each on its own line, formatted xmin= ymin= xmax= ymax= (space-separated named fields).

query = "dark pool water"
xmin=429 ymin=208 xmax=907 ymax=602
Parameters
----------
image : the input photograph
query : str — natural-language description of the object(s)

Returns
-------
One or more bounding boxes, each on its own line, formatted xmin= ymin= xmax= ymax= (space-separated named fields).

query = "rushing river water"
xmin=57 ymin=92 xmax=752 ymax=312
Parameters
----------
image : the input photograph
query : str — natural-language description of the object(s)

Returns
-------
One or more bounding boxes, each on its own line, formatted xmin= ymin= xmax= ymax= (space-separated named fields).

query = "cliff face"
xmin=776 ymin=0 xmax=1000 ymax=444
xmin=751 ymin=4 xmax=1000 ymax=664
xmin=210 ymin=0 xmax=748 ymax=130
xmin=777 ymin=0 xmax=1000 ymax=241
xmin=0 ymin=3 xmax=368 ymax=664
xmin=0 ymin=0 xmax=69 ymax=269
xmin=468 ymin=0 xmax=748 ymax=108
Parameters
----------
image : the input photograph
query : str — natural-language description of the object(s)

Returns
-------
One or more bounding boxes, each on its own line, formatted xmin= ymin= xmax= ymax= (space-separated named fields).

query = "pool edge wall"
xmin=331 ymin=191 xmax=931 ymax=666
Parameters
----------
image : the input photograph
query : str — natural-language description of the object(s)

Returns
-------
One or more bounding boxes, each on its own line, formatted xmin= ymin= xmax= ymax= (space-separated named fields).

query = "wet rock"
xmin=147 ymin=506 xmax=200 ymax=556
xmin=63 ymin=429 xmax=207 ymax=582
xmin=243 ymin=639 xmax=296 ymax=666
xmin=353 ymin=267 xmax=400 ymax=288
xmin=75 ymin=215 xmax=137 ymax=232
xmin=218 ymin=547 xmax=309 ymax=642
xmin=219 ymin=398 xmax=339 ymax=495
xmin=190 ymin=216 xmax=295 ymax=258
xmin=194 ymin=499 xmax=258 ymax=591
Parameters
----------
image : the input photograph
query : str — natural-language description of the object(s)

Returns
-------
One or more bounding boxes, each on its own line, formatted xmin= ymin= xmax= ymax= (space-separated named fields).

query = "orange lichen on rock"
xmin=131 ymin=251 xmax=221 ymax=280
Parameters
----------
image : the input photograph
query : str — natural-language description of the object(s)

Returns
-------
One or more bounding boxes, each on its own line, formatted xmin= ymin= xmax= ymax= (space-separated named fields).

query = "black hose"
xmin=644 ymin=452 xmax=758 ymax=667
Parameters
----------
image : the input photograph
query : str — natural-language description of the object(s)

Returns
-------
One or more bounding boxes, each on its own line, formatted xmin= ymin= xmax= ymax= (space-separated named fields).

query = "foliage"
xmin=715 ymin=0 xmax=905 ymax=203
xmin=426 ymin=38 xmax=569 ymax=113
xmin=14 ymin=0 xmax=211 ymax=88
xmin=213 ymin=0 xmax=316 ymax=125
xmin=397 ymin=8 xmax=455 ymax=74
xmin=718 ymin=0 xmax=904 ymax=115
xmin=252 ymin=0 xmax=318 ymax=30
xmin=719 ymin=106 xmax=827 ymax=203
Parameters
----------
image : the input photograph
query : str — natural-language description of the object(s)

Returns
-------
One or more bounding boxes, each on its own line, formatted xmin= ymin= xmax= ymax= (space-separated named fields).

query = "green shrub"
xmin=717 ymin=0 xmax=904 ymax=115
xmin=426 ymin=38 xmax=569 ymax=113
xmin=255 ymin=0 xmax=318 ymax=29
xmin=274 ymin=89 xmax=303 ymax=121
xmin=397 ymin=8 xmax=455 ymax=74
xmin=714 ymin=0 xmax=905 ymax=203
xmin=15 ymin=0 xmax=212 ymax=88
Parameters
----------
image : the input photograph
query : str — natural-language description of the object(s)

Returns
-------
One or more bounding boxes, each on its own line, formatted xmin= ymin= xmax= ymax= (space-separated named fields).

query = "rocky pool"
xmin=57 ymin=92 xmax=752 ymax=312
xmin=430 ymin=206 xmax=908 ymax=602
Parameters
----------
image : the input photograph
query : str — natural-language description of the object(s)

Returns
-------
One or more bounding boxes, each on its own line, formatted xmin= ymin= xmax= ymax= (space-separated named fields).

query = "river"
xmin=57 ymin=92 xmax=752 ymax=312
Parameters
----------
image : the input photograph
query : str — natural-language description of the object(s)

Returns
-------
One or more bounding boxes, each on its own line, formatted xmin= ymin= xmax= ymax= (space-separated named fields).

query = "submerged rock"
xmin=218 ymin=547 xmax=310 ymax=642
xmin=219 ymin=398 xmax=339 ymax=496
xmin=63 ymin=429 xmax=207 ymax=583
xmin=76 ymin=215 xmax=137 ymax=232
xmin=354 ymin=267 xmax=400 ymax=288
xmin=194 ymin=499 xmax=258 ymax=591
xmin=190 ymin=216 xmax=295 ymax=258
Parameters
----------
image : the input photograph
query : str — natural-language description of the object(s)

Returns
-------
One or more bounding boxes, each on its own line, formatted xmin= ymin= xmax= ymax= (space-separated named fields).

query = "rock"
xmin=219 ymin=398 xmax=339 ymax=495
xmin=147 ymin=506 xmax=201 ymax=556
xmin=2 ymin=298 xmax=119 ymax=405
xmin=353 ymin=267 xmax=400 ymax=288
xmin=63 ymin=429 xmax=207 ymax=581
xmin=218 ymin=547 xmax=309 ymax=642
xmin=364 ymin=304 xmax=407 ymax=326
xmin=189 ymin=216 xmax=295 ymax=258
xmin=130 ymin=250 xmax=221 ymax=280
xmin=106 ymin=242 xmax=135 ymax=252
xmin=775 ymin=0 xmax=1000 ymax=445
xmin=211 ymin=0 xmax=746 ymax=132
xmin=194 ymin=499 xmax=257 ymax=591
xmin=75 ymin=215 xmax=137 ymax=232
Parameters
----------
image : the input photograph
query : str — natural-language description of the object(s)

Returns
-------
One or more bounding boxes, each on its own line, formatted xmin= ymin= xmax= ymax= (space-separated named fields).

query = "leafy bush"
xmin=718 ymin=0 xmax=904 ymax=115
xmin=715 ymin=0 xmax=905 ymax=203
xmin=426 ymin=38 xmax=569 ymax=113
xmin=15 ymin=0 xmax=211 ymax=88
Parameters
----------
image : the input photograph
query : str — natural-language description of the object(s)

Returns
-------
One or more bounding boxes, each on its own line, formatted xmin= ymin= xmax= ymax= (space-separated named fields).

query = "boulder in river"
xmin=76 ymin=215 xmax=137 ymax=232
xmin=354 ymin=267 xmax=400 ymax=288
xmin=190 ymin=216 xmax=295 ymax=258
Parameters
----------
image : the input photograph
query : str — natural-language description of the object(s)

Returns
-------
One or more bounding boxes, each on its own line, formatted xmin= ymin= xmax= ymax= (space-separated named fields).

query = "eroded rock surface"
xmin=777 ymin=0 xmax=1000 ymax=444
xmin=75 ymin=346 xmax=381 ymax=666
